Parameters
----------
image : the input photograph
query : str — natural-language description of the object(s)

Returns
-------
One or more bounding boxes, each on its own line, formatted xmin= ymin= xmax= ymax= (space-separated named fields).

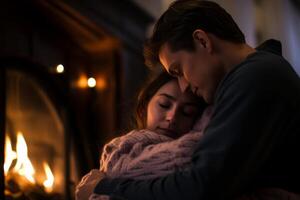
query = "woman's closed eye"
xmin=157 ymin=97 xmax=172 ymax=109
xmin=158 ymin=101 xmax=171 ymax=109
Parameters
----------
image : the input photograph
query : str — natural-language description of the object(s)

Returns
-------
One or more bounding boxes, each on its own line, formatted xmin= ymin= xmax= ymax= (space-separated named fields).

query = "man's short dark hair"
xmin=144 ymin=0 xmax=246 ymax=69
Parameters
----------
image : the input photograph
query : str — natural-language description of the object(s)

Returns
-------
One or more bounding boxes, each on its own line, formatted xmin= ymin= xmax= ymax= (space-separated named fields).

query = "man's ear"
xmin=192 ymin=29 xmax=212 ymax=53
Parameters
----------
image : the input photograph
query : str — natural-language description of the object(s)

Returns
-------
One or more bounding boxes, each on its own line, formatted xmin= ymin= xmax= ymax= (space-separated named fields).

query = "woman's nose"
xmin=165 ymin=107 xmax=178 ymax=124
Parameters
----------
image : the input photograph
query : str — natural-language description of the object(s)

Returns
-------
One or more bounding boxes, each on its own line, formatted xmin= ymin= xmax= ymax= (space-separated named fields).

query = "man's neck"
xmin=220 ymin=42 xmax=256 ymax=74
xmin=212 ymin=36 xmax=256 ymax=74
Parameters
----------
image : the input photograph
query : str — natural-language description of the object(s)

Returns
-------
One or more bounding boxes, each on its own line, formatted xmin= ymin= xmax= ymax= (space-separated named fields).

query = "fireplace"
xmin=1 ymin=58 xmax=73 ymax=199
xmin=0 ymin=0 xmax=153 ymax=199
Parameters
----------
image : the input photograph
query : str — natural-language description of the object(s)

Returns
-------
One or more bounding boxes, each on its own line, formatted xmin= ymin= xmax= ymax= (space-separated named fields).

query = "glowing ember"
xmin=43 ymin=162 xmax=54 ymax=193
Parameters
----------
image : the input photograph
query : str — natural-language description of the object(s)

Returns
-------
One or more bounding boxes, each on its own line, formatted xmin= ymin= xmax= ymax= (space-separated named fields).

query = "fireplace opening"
xmin=1 ymin=59 xmax=74 ymax=200
xmin=0 ymin=1 xmax=154 ymax=199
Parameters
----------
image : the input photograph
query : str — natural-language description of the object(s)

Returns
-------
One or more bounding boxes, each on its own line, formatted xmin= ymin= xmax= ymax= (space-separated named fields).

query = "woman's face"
xmin=146 ymin=79 xmax=200 ymax=138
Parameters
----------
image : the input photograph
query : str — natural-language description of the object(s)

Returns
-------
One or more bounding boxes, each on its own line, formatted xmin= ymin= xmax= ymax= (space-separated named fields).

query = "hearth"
xmin=1 ymin=59 xmax=72 ymax=200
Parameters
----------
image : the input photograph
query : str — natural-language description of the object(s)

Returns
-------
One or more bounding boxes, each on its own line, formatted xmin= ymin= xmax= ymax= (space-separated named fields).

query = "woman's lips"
xmin=156 ymin=127 xmax=178 ymax=138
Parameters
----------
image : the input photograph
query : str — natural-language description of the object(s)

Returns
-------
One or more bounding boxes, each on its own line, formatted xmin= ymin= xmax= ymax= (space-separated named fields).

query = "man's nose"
xmin=178 ymin=77 xmax=189 ymax=92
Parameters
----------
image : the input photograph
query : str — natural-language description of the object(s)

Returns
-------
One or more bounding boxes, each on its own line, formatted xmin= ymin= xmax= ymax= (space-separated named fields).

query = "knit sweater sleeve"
xmin=93 ymin=52 xmax=300 ymax=200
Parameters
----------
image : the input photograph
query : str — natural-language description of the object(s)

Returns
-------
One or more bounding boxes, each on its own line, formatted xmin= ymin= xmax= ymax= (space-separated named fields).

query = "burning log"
xmin=5 ymin=175 xmax=62 ymax=200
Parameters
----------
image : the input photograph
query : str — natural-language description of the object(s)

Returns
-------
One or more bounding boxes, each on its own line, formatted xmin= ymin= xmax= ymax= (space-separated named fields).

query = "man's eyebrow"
xmin=169 ymin=63 xmax=178 ymax=71
xmin=168 ymin=62 xmax=182 ymax=77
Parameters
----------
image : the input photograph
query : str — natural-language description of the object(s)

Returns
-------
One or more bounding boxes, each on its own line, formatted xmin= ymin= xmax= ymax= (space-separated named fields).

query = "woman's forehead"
xmin=154 ymin=80 xmax=198 ymax=103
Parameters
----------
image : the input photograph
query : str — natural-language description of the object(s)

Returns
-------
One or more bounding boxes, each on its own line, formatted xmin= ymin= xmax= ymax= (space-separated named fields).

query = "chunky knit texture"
xmin=100 ymin=106 xmax=213 ymax=180
xmin=75 ymin=106 xmax=213 ymax=200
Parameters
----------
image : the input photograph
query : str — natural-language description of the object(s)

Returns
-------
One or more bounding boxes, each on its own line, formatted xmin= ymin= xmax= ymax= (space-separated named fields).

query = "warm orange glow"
xmin=4 ymin=135 xmax=17 ymax=175
xmin=87 ymin=77 xmax=96 ymax=88
xmin=97 ymin=77 xmax=107 ymax=90
xmin=43 ymin=162 xmax=54 ymax=193
xmin=77 ymin=75 xmax=88 ymax=88
xmin=13 ymin=132 xmax=36 ymax=183
xmin=77 ymin=75 xmax=100 ymax=88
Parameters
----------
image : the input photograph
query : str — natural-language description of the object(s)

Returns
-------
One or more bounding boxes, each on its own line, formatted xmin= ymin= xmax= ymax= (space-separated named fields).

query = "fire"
xmin=4 ymin=135 xmax=17 ymax=175
xmin=43 ymin=162 xmax=54 ymax=193
xmin=4 ymin=132 xmax=55 ymax=192
xmin=13 ymin=132 xmax=36 ymax=183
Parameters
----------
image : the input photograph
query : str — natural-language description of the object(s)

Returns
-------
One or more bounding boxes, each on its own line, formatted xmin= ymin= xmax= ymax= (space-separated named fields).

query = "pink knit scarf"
xmin=100 ymin=106 xmax=213 ymax=180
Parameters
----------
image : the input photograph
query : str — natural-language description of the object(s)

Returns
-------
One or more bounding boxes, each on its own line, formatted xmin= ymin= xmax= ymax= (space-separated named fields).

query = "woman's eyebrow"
xmin=158 ymin=94 xmax=199 ymax=106
xmin=158 ymin=93 xmax=176 ymax=100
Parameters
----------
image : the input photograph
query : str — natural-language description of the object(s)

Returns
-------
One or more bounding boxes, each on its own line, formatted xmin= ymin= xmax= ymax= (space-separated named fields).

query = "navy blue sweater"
xmin=94 ymin=42 xmax=300 ymax=200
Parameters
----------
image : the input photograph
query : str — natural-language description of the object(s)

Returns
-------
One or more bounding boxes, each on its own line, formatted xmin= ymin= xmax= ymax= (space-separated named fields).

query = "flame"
xmin=4 ymin=132 xmax=56 ymax=191
xmin=13 ymin=132 xmax=36 ymax=183
xmin=4 ymin=135 xmax=17 ymax=175
xmin=43 ymin=162 xmax=54 ymax=193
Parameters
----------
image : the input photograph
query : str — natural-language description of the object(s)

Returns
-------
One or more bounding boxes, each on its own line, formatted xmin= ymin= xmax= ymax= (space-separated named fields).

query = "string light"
xmin=76 ymin=74 xmax=106 ymax=89
xmin=87 ymin=77 xmax=96 ymax=88
xmin=56 ymin=64 xmax=64 ymax=73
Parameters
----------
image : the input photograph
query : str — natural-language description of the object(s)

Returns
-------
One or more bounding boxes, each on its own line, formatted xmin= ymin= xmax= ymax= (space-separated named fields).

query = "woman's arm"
xmin=75 ymin=170 xmax=106 ymax=200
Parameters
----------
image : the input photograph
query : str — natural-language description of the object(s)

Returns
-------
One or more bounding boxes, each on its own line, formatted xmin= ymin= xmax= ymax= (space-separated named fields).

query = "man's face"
xmin=159 ymin=43 xmax=224 ymax=104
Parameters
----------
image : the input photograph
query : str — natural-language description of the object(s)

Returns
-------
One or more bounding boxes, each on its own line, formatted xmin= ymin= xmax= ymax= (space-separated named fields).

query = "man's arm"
xmin=94 ymin=53 xmax=299 ymax=200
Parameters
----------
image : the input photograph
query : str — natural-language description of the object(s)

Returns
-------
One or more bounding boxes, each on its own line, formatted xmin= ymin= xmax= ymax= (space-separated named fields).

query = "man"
xmin=84 ymin=1 xmax=300 ymax=199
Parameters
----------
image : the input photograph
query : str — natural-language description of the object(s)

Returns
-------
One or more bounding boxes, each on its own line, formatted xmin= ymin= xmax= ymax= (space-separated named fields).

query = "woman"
xmin=76 ymin=72 xmax=212 ymax=199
